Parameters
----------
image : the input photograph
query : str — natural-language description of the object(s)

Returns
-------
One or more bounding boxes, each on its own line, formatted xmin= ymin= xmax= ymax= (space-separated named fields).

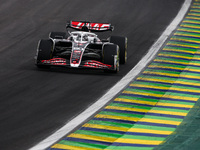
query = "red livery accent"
xmin=41 ymin=58 xmax=67 ymax=65
xmin=70 ymin=21 xmax=111 ymax=31
xmin=84 ymin=60 xmax=111 ymax=69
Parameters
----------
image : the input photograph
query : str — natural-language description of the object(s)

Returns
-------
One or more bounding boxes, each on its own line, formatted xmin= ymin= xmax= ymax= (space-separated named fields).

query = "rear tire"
xmin=110 ymin=36 xmax=127 ymax=64
xmin=49 ymin=32 xmax=67 ymax=39
xmin=103 ymin=44 xmax=119 ymax=73
xmin=36 ymin=39 xmax=53 ymax=68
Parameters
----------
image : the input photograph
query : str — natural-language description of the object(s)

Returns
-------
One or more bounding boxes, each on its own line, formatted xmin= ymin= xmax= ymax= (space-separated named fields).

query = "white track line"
xmin=29 ymin=0 xmax=191 ymax=149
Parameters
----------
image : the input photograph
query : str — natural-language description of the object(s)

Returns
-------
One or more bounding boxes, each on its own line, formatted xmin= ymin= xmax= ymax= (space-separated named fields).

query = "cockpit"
xmin=69 ymin=31 xmax=99 ymax=43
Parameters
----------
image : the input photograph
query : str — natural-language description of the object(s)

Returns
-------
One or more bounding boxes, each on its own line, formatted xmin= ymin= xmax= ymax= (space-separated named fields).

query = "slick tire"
xmin=103 ymin=44 xmax=119 ymax=73
xmin=49 ymin=32 xmax=67 ymax=39
xmin=36 ymin=39 xmax=53 ymax=68
xmin=110 ymin=36 xmax=127 ymax=64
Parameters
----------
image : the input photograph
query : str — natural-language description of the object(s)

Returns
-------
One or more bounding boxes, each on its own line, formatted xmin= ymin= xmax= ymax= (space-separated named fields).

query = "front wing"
xmin=37 ymin=58 xmax=114 ymax=70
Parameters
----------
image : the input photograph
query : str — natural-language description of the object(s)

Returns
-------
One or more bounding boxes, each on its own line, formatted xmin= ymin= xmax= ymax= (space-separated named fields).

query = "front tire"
xmin=110 ymin=36 xmax=127 ymax=64
xmin=103 ymin=44 xmax=119 ymax=73
xmin=36 ymin=39 xmax=53 ymax=68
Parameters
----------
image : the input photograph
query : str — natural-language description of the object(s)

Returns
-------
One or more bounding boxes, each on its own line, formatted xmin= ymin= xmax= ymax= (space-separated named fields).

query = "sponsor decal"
xmin=71 ymin=21 xmax=110 ymax=31
xmin=84 ymin=60 xmax=111 ymax=69
xmin=71 ymin=50 xmax=82 ymax=65
xmin=41 ymin=58 xmax=67 ymax=65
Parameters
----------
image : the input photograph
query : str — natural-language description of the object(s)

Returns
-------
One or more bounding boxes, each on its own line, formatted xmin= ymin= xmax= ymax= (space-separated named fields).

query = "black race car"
xmin=35 ymin=21 xmax=127 ymax=73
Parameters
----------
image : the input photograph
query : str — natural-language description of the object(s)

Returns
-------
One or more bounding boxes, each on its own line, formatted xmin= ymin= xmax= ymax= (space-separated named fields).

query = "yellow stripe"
xmin=189 ymin=62 xmax=200 ymax=66
xmin=174 ymin=32 xmax=200 ymax=38
xmin=68 ymin=133 xmax=116 ymax=143
xmin=186 ymin=67 xmax=200 ymax=73
xmin=128 ymin=128 xmax=173 ymax=135
xmin=154 ymin=59 xmax=189 ymax=65
xmin=137 ymin=76 xmax=200 ymax=87
xmin=143 ymin=70 xmax=180 ymax=77
xmin=190 ymin=9 xmax=200 ymax=13
xmin=170 ymin=37 xmax=200 ymax=44
xmin=115 ymin=138 xmax=162 ymax=145
xmin=162 ymin=94 xmax=198 ymax=101
xmin=163 ymin=47 xmax=196 ymax=54
xmin=148 ymin=109 xmax=187 ymax=116
xmin=95 ymin=114 xmax=140 ymax=122
xmin=192 ymin=56 xmax=200 ymax=60
xmin=156 ymin=102 xmax=193 ymax=109
xmin=148 ymin=65 xmax=184 ymax=71
xmin=181 ymin=24 xmax=200 ymax=30
xmin=167 ymin=42 xmax=200 ymax=48
xmin=130 ymin=83 xmax=170 ymax=90
xmin=139 ymin=118 xmax=181 ymax=125
xmin=123 ymin=90 xmax=164 ymax=98
xmin=69 ymin=133 xmax=162 ymax=145
xmin=144 ymin=70 xmax=200 ymax=80
xmin=188 ymin=13 xmax=200 ymax=16
xmin=191 ymin=6 xmax=200 ymax=9
xmin=83 ymin=123 xmax=129 ymax=132
xmin=193 ymin=3 xmax=200 ymax=5
xmin=149 ymin=65 xmax=200 ymax=73
xmin=177 ymin=28 xmax=200 ymax=33
xmin=106 ymin=103 xmax=186 ymax=116
xmin=158 ymin=53 xmax=192 ymax=59
xmin=84 ymin=123 xmax=173 ymax=135
xmin=174 ymin=32 xmax=200 ymax=39
xmin=170 ymin=86 xmax=200 ymax=93
xmin=123 ymin=89 xmax=198 ymax=101
xmin=105 ymin=105 xmax=149 ymax=113
xmin=137 ymin=76 xmax=174 ymax=83
xmin=186 ymin=16 xmax=200 ymax=20
xmin=114 ymin=97 xmax=157 ymax=106
xmin=130 ymin=83 xmax=200 ymax=94
xmin=51 ymin=144 xmax=101 ymax=150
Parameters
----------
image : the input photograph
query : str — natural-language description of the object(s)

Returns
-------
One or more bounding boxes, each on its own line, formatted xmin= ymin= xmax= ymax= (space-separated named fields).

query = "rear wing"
xmin=66 ymin=21 xmax=114 ymax=32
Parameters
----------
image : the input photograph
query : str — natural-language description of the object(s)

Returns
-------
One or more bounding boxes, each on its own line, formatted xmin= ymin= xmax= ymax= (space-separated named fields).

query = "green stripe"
xmin=88 ymin=120 xmax=132 ymax=128
xmin=183 ymin=19 xmax=200 ymax=24
xmin=120 ymin=134 xmax=165 ymax=141
xmin=159 ymin=51 xmax=194 ymax=58
xmin=178 ymin=27 xmax=200 ymax=33
xmin=99 ymin=111 xmax=144 ymax=118
xmin=181 ymin=23 xmax=200 ymax=28
xmin=143 ymin=115 xmax=183 ymax=122
xmin=167 ymin=41 xmax=199 ymax=48
xmin=109 ymin=102 xmax=151 ymax=110
xmin=154 ymin=56 xmax=190 ymax=63
xmin=175 ymin=31 xmax=200 ymax=37
xmin=125 ymin=88 xmax=166 ymax=95
xmin=132 ymin=80 xmax=200 ymax=92
xmin=132 ymin=124 xmax=175 ymax=131
xmin=158 ymin=100 xmax=194 ymax=106
xmin=171 ymin=35 xmax=200 ymax=42
xmin=149 ymin=62 xmax=186 ymax=69
xmin=118 ymin=95 xmax=159 ymax=102
xmin=75 ymin=130 xmax=121 ymax=138
xmin=151 ymin=107 xmax=189 ymax=113
xmin=132 ymin=81 xmax=172 ymax=87
xmin=106 ymin=146 xmax=154 ymax=150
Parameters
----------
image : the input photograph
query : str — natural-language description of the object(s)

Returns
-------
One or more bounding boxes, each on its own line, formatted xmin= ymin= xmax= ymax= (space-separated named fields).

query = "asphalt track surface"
xmin=0 ymin=0 xmax=184 ymax=150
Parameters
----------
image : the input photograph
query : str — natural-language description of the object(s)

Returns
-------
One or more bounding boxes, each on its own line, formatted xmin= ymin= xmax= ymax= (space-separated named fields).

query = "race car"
xmin=35 ymin=21 xmax=127 ymax=73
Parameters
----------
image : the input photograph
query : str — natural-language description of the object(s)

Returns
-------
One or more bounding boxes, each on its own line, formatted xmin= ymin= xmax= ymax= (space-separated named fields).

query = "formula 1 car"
xmin=35 ymin=21 xmax=127 ymax=73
